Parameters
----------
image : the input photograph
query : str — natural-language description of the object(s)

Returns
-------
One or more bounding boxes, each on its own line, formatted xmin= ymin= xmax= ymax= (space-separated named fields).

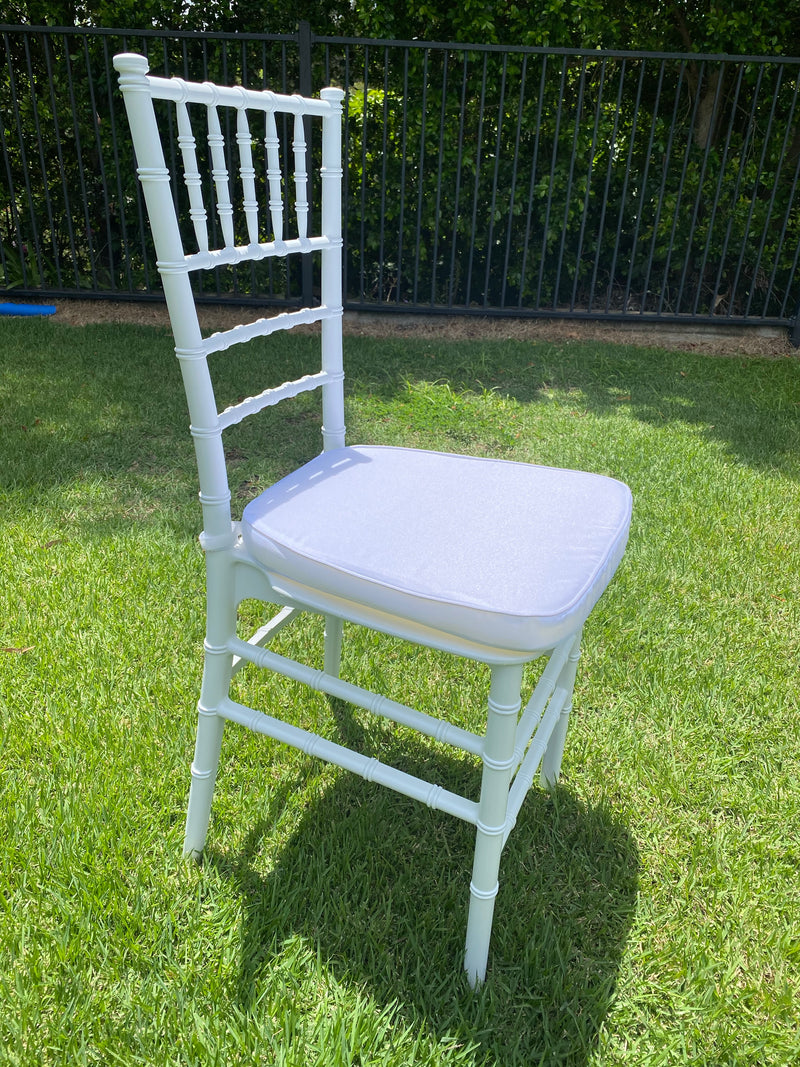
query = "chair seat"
xmin=242 ymin=445 xmax=632 ymax=654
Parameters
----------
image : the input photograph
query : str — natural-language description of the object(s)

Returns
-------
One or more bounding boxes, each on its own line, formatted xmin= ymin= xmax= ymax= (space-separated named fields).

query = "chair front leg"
xmin=539 ymin=628 xmax=582 ymax=790
xmin=464 ymin=662 xmax=524 ymax=986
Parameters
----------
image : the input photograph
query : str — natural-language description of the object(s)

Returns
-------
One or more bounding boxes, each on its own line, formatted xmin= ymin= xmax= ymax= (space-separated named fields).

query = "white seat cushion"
xmin=242 ymin=445 xmax=632 ymax=654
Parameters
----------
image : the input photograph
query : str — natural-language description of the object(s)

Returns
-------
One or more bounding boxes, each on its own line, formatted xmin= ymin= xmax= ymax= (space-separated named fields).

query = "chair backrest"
xmin=113 ymin=53 xmax=346 ymax=543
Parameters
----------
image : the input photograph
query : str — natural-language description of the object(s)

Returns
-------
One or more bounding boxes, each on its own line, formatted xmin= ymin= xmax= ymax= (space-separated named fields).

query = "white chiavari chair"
xmin=114 ymin=52 xmax=632 ymax=985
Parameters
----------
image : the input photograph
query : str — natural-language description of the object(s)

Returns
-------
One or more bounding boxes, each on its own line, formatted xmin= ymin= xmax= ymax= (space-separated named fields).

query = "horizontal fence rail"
xmin=2 ymin=24 xmax=799 ymax=337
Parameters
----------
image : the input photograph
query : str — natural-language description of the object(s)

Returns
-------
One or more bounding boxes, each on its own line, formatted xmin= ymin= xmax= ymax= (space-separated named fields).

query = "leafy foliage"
xmin=1 ymin=21 xmax=799 ymax=322
xmin=342 ymin=47 xmax=800 ymax=318
xmin=0 ymin=30 xmax=312 ymax=300
xmin=347 ymin=0 xmax=800 ymax=56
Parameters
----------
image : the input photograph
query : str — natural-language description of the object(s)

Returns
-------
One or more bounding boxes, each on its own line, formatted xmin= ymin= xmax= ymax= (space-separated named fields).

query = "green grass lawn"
xmin=1 ymin=316 xmax=799 ymax=1066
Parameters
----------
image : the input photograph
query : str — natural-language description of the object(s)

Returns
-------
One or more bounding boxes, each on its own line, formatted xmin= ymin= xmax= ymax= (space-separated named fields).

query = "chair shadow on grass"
xmin=206 ymin=705 xmax=638 ymax=1066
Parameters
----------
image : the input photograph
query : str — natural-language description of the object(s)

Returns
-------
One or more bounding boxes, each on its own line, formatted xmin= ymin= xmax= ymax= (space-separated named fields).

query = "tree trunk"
xmin=693 ymin=67 xmax=724 ymax=149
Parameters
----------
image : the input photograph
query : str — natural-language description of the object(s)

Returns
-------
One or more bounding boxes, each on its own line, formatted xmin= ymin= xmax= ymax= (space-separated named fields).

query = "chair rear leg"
xmin=539 ymin=629 xmax=582 ymax=789
xmin=323 ymin=615 xmax=343 ymax=678
xmin=183 ymin=642 xmax=231 ymax=858
xmin=464 ymin=662 xmax=524 ymax=986
xmin=184 ymin=706 xmax=225 ymax=857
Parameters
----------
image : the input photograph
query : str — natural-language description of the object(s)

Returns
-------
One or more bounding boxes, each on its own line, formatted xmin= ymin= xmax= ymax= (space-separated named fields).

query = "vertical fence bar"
xmin=623 ymin=58 xmax=666 ymax=315
xmin=728 ymin=65 xmax=785 ymax=317
xmin=539 ymin=56 xmax=567 ymax=310
xmin=378 ymin=46 xmax=390 ymax=303
xmin=675 ymin=61 xmax=728 ymax=317
xmin=412 ymin=48 xmax=429 ymax=306
xmin=710 ymin=63 xmax=761 ymax=319
xmin=0 ymin=107 xmax=15 ymax=285
xmin=395 ymin=46 xmax=409 ymax=306
xmin=588 ymin=57 xmax=625 ymax=312
xmin=656 ymin=61 xmax=704 ymax=316
xmin=466 ymin=51 xmax=489 ymax=307
xmin=482 ymin=53 xmax=507 ymax=308
xmin=764 ymin=135 xmax=800 ymax=320
xmin=358 ymin=44 xmax=370 ymax=304
xmin=641 ymin=58 xmax=686 ymax=316
xmin=773 ymin=125 xmax=800 ymax=321
xmin=571 ymin=56 xmax=606 ymax=313
xmin=607 ymin=58 xmax=646 ymax=313
xmin=693 ymin=62 xmax=746 ymax=317
xmin=501 ymin=54 xmax=528 ymax=308
xmin=430 ymin=49 xmax=449 ymax=306
xmin=298 ymin=20 xmax=313 ymax=307
xmin=447 ymin=50 xmax=469 ymax=307
xmin=341 ymin=44 xmax=352 ymax=302
xmin=744 ymin=67 xmax=799 ymax=319
xmin=102 ymin=36 xmax=133 ymax=291
xmin=1 ymin=31 xmax=27 ymax=287
xmin=44 ymin=33 xmax=83 ymax=289
xmin=556 ymin=56 xmax=587 ymax=312
xmin=519 ymin=52 xmax=548 ymax=310
xmin=19 ymin=32 xmax=49 ymax=286
xmin=83 ymin=34 xmax=116 ymax=292
xmin=22 ymin=32 xmax=56 ymax=287
xmin=8 ymin=33 xmax=43 ymax=288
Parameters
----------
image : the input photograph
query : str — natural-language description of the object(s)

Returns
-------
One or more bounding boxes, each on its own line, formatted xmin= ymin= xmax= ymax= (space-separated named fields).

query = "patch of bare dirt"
xmin=47 ymin=297 xmax=796 ymax=358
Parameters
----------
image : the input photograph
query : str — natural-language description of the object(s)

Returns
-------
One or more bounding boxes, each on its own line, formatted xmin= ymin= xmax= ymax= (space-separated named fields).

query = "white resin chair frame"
xmin=114 ymin=53 xmax=632 ymax=986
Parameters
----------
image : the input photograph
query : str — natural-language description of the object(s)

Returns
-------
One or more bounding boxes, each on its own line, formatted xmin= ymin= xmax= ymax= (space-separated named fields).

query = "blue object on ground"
xmin=0 ymin=302 xmax=57 ymax=316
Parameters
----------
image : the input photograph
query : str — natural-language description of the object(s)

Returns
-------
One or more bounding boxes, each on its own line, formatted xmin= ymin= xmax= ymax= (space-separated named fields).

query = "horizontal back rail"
xmin=147 ymin=74 xmax=335 ymax=115
xmin=216 ymin=370 xmax=336 ymax=431
xmin=182 ymin=236 xmax=335 ymax=273
xmin=200 ymin=306 xmax=332 ymax=356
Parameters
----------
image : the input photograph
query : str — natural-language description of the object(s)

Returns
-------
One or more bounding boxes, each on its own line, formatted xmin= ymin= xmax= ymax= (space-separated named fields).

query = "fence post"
xmin=298 ymin=20 xmax=313 ymax=96
xmin=298 ymin=20 xmax=314 ymax=308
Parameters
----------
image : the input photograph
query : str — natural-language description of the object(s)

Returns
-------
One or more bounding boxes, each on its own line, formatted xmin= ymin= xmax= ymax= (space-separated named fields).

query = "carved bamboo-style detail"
xmin=202 ymin=305 xmax=331 ymax=356
xmin=235 ymin=106 xmax=259 ymax=244
xmin=293 ymin=111 xmax=309 ymax=239
xmin=206 ymin=102 xmax=234 ymax=247
xmin=227 ymin=634 xmax=485 ymax=755
xmin=176 ymin=101 xmax=208 ymax=252
xmin=183 ymin=235 xmax=334 ymax=273
xmin=264 ymin=108 xmax=283 ymax=242
xmin=218 ymin=696 xmax=479 ymax=823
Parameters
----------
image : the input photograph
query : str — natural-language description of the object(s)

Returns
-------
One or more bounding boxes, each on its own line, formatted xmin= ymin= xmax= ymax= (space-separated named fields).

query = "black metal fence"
xmin=2 ymin=23 xmax=800 ymax=338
